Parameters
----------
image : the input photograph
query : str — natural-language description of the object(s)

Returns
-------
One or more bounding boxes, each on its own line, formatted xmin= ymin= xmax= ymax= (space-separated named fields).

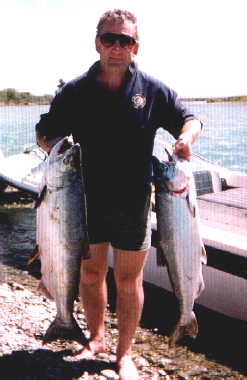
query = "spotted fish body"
xmin=34 ymin=138 xmax=88 ymax=343
xmin=152 ymin=149 xmax=206 ymax=345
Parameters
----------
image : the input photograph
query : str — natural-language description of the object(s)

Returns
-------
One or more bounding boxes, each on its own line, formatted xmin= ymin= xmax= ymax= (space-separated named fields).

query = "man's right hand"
xmin=36 ymin=134 xmax=64 ymax=153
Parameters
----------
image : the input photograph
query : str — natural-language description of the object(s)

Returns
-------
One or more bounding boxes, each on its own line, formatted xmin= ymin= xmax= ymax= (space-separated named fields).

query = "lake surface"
xmin=0 ymin=101 xmax=246 ymax=173
xmin=189 ymin=101 xmax=247 ymax=173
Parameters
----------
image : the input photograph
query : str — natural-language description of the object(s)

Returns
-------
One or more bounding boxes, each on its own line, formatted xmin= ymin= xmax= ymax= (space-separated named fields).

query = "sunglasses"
xmin=99 ymin=33 xmax=136 ymax=49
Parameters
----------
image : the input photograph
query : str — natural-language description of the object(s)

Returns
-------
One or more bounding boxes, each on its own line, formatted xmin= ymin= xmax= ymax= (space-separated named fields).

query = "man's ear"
xmin=133 ymin=41 xmax=139 ymax=56
xmin=95 ymin=37 xmax=101 ymax=54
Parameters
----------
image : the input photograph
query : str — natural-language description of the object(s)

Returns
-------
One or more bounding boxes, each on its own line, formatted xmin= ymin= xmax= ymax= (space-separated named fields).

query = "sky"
xmin=1 ymin=0 xmax=246 ymax=98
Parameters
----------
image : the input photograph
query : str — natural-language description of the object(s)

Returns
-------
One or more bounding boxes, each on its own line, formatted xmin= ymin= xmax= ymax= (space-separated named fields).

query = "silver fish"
xmin=29 ymin=137 xmax=88 ymax=344
xmin=152 ymin=149 xmax=206 ymax=345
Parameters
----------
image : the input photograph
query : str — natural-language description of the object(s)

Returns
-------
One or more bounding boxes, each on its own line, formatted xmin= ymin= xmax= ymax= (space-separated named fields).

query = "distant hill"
xmin=181 ymin=95 xmax=247 ymax=103
xmin=0 ymin=88 xmax=53 ymax=106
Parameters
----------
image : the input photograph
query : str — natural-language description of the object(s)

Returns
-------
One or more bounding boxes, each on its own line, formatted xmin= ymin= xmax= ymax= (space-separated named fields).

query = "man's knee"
xmin=113 ymin=249 xmax=147 ymax=294
xmin=81 ymin=263 xmax=107 ymax=287
xmin=114 ymin=271 xmax=143 ymax=295
xmin=80 ymin=242 xmax=108 ymax=286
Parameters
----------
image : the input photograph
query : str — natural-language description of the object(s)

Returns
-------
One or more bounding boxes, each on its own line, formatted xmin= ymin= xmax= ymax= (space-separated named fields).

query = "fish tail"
xmin=42 ymin=316 xmax=87 ymax=344
xmin=168 ymin=313 xmax=198 ymax=346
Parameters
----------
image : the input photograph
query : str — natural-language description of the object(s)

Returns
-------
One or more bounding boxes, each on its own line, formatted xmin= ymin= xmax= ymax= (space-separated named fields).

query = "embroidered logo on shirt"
xmin=132 ymin=94 xmax=146 ymax=109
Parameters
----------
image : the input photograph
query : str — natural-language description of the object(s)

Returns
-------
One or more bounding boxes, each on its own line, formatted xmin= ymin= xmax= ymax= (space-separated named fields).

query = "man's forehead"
xmin=99 ymin=19 xmax=136 ymax=37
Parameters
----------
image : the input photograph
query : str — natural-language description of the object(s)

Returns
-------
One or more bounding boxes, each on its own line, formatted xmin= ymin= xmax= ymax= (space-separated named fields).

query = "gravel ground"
xmin=0 ymin=187 xmax=247 ymax=380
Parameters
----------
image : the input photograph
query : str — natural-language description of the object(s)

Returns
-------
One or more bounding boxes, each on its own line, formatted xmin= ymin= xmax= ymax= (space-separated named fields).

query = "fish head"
xmin=152 ymin=150 xmax=191 ymax=194
xmin=48 ymin=138 xmax=73 ymax=163
xmin=62 ymin=143 xmax=81 ymax=173
xmin=168 ymin=156 xmax=191 ymax=193
xmin=45 ymin=138 xmax=82 ymax=188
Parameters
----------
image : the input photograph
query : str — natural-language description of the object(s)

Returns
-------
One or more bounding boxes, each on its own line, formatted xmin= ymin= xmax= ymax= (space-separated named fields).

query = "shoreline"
xmin=0 ymin=102 xmax=51 ymax=107
xmin=1 ymin=96 xmax=247 ymax=107
xmin=181 ymin=95 xmax=247 ymax=103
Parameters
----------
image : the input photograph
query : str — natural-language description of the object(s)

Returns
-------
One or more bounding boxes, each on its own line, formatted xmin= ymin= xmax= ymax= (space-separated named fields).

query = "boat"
xmin=0 ymin=147 xmax=47 ymax=195
xmin=0 ymin=140 xmax=246 ymax=323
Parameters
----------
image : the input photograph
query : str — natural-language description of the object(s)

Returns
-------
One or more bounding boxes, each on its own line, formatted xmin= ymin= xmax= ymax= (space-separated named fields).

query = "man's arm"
xmin=35 ymin=82 xmax=75 ymax=153
xmin=173 ymin=119 xmax=202 ymax=161
xmin=36 ymin=133 xmax=65 ymax=153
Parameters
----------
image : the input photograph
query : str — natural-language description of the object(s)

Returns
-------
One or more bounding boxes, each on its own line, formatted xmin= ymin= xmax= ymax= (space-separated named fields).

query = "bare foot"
xmin=117 ymin=355 xmax=139 ymax=380
xmin=66 ymin=339 xmax=106 ymax=361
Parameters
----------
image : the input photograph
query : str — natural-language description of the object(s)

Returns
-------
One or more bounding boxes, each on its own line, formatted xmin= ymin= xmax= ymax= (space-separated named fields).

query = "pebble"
xmin=134 ymin=356 xmax=150 ymax=368
xmin=159 ymin=358 xmax=175 ymax=367
xmin=0 ymin=278 xmax=246 ymax=379
xmin=100 ymin=369 xmax=119 ymax=379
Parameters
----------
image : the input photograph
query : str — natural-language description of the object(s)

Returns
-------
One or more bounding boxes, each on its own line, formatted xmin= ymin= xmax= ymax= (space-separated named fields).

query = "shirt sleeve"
xmin=155 ymin=84 xmax=200 ymax=139
xmin=35 ymin=83 xmax=75 ymax=140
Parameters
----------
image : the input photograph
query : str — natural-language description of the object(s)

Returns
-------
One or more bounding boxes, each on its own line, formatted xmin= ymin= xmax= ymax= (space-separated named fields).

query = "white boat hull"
xmin=108 ymin=245 xmax=247 ymax=323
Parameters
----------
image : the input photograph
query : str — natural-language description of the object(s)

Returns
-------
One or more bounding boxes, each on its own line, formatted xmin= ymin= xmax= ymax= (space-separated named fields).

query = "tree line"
xmin=1 ymin=87 xmax=246 ymax=106
xmin=181 ymin=95 xmax=247 ymax=103
xmin=0 ymin=88 xmax=53 ymax=105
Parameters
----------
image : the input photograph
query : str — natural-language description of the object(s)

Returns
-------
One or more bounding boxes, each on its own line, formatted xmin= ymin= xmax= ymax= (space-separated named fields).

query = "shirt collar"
xmin=87 ymin=60 xmax=137 ymax=79
xmin=129 ymin=61 xmax=137 ymax=76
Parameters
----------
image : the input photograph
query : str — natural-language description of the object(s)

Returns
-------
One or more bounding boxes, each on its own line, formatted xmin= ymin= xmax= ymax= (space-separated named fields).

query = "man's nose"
xmin=112 ymin=40 xmax=121 ymax=49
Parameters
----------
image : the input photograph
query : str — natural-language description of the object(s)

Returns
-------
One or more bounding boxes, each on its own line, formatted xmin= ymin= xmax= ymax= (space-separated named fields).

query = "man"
xmin=36 ymin=9 xmax=202 ymax=380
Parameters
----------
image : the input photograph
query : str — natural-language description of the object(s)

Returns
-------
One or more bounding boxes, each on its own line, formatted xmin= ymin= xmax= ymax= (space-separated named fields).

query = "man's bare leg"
xmin=114 ymin=249 xmax=147 ymax=380
xmin=75 ymin=242 xmax=109 ymax=359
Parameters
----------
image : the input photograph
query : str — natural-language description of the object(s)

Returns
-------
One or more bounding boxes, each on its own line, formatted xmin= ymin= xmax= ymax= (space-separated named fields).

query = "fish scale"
xmin=31 ymin=138 xmax=89 ymax=344
xmin=152 ymin=144 xmax=206 ymax=345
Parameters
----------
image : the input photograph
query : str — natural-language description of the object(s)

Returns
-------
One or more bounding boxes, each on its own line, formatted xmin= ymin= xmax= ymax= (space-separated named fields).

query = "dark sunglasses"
xmin=99 ymin=33 xmax=136 ymax=49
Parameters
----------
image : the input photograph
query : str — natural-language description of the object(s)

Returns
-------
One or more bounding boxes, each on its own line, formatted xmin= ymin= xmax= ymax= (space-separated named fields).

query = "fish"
xmin=29 ymin=137 xmax=89 ymax=344
xmin=152 ymin=141 xmax=206 ymax=345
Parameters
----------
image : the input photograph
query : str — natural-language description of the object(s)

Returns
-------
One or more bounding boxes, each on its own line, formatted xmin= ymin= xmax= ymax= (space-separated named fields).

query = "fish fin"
xmin=196 ymin=277 xmax=205 ymax=299
xmin=156 ymin=246 xmax=167 ymax=267
xmin=169 ymin=313 xmax=198 ymax=346
xmin=34 ymin=185 xmax=47 ymax=208
xmin=27 ymin=244 xmax=40 ymax=265
xmin=42 ymin=316 xmax=87 ymax=345
xmin=195 ymin=259 xmax=206 ymax=299
xmin=186 ymin=193 xmax=196 ymax=217
xmin=201 ymin=245 xmax=207 ymax=265
xmin=37 ymin=280 xmax=54 ymax=300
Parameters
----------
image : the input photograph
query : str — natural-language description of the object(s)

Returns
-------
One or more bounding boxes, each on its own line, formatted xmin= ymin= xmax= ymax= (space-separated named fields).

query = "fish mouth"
xmin=152 ymin=156 xmax=176 ymax=182
xmin=58 ymin=139 xmax=73 ymax=154
xmin=49 ymin=137 xmax=73 ymax=163
xmin=48 ymin=138 xmax=81 ymax=171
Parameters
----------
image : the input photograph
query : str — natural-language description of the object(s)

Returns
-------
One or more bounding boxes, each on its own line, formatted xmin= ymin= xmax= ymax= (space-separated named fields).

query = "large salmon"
xmin=29 ymin=137 xmax=88 ymax=344
xmin=152 ymin=139 xmax=206 ymax=345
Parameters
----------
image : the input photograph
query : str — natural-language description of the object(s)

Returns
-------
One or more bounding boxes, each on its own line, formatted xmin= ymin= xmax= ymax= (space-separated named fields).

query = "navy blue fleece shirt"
xmin=36 ymin=61 xmax=197 ymax=206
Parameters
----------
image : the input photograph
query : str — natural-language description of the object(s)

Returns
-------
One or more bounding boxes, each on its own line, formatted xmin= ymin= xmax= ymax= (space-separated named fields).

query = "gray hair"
xmin=96 ymin=9 xmax=139 ymax=40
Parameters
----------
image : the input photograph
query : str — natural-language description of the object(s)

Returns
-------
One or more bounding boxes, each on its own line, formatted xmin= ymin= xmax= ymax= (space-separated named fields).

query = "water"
xmin=0 ymin=102 xmax=246 ymax=173
xmin=0 ymin=105 xmax=48 ymax=157
xmin=189 ymin=101 xmax=247 ymax=173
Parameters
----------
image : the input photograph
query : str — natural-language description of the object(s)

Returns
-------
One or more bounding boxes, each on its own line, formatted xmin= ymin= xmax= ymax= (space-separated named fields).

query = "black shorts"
xmin=87 ymin=185 xmax=152 ymax=251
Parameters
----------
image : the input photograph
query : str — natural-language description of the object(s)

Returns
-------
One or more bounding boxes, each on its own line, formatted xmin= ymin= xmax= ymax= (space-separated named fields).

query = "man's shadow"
xmin=0 ymin=348 xmax=116 ymax=379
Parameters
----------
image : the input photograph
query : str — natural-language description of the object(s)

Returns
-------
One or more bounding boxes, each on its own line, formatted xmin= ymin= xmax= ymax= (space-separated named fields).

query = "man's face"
xmin=95 ymin=19 xmax=139 ymax=74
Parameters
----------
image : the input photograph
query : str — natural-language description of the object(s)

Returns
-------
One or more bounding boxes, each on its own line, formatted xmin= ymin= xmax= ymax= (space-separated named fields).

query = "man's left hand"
xmin=173 ymin=136 xmax=192 ymax=161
